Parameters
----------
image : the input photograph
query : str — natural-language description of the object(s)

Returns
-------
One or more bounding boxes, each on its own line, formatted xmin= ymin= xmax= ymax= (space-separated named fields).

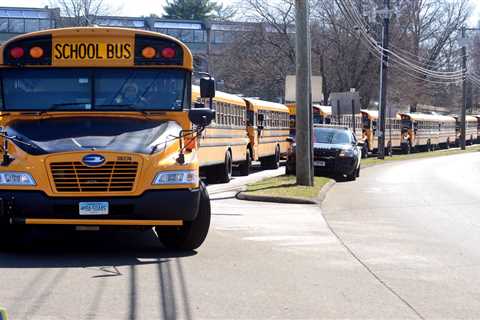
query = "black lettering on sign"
xmin=54 ymin=44 xmax=62 ymax=59
xmin=55 ymin=42 xmax=131 ymax=60
xmin=106 ymin=44 xmax=114 ymax=59
xmin=124 ymin=44 xmax=132 ymax=59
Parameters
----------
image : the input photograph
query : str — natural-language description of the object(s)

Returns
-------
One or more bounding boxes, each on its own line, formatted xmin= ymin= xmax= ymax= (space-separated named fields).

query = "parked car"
xmin=286 ymin=127 xmax=361 ymax=181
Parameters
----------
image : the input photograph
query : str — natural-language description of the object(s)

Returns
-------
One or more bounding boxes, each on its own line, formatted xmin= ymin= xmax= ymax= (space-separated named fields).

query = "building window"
xmin=25 ymin=19 xmax=40 ymax=32
xmin=9 ymin=18 xmax=25 ymax=33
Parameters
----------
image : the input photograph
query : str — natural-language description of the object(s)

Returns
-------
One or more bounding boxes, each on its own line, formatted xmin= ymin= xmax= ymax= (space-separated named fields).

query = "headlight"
xmin=153 ymin=170 xmax=198 ymax=185
xmin=339 ymin=149 xmax=355 ymax=157
xmin=0 ymin=172 xmax=36 ymax=185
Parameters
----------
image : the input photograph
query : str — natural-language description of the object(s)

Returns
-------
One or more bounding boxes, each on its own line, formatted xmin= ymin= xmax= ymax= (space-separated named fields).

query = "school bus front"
xmin=0 ymin=27 xmax=215 ymax=250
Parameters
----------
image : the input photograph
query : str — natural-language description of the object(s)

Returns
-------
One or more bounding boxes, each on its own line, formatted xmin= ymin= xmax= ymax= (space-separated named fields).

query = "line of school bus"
xmin=287 ymin=104 xmax=480 ymax=157
xmin=0 ymin=25 xmax=291 ymax=252
xmin=0 ymin=25 xmax=475 ymax=252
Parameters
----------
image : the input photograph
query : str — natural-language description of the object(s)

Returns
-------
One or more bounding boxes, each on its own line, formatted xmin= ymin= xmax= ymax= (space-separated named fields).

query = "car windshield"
xmin=314 ymin=128 xmax=351 ymax=144
xmin=0 ymin=68 xmax=186 ymax=111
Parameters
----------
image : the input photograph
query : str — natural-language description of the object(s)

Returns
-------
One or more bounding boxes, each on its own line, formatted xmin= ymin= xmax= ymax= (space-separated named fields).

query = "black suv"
xmin=286 ymin=127 xmax=361 ymax=181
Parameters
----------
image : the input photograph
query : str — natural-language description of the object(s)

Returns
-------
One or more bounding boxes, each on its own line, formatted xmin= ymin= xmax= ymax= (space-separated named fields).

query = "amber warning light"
xmin=29 ymin=46 xmax=44 ymax=58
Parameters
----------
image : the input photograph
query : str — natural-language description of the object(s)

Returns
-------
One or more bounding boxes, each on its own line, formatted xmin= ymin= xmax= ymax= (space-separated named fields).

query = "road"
xmin=0 ymin=153 xmax=479 ymax=319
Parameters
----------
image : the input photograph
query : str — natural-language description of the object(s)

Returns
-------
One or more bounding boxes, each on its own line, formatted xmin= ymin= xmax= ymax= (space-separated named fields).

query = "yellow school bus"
xmin=0 ymin=27 xmax=216 ymax=250
xmin=244 ymin=98 xmax=290 ymax=168
xmin=399 ymin=113 xmax=454 ymax=153
xmin=192 ymin=86 xmax=250 ymax=181
xmin=361 ymin=110 xmax=401 ymax=156
xmin=454 ymin=115 xmax=478 ymax=145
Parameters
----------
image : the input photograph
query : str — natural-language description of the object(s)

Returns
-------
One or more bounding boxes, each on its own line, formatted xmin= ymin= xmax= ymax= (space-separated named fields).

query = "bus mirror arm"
xmin=0 ymin=131 xmax=35 ymax=166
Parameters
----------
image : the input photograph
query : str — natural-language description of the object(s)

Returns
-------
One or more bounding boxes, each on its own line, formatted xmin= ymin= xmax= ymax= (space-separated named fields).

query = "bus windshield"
xmin=1 ymin=68 xmax=186 ymax=111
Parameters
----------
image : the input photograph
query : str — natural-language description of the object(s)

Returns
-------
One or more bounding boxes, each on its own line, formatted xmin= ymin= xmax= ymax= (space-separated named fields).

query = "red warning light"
xmin=10 ymin=47 xmax=24 ymax=59
xmin=161 ymin=47 xmax=176 ymax=59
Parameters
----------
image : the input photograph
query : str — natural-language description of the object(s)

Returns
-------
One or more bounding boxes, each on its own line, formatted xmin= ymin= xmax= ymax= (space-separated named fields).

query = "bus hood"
xmin=5 ymin=117 xmax=182 ymax=155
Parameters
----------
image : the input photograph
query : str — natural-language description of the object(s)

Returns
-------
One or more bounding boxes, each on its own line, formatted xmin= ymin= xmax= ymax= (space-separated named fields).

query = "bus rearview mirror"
xmin=200 ymin=77 xmax=216 ymax=99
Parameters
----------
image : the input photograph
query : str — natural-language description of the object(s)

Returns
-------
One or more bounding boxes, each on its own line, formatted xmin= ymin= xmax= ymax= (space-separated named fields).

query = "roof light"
xmin=10 ymin=47 xmax=24 ymax=59
xmin=29 ymin=46 xmax=44 ymax=59
xmin=161 ymin=47 xmax=176 ymax=59
xmin=142 ymin=46 xmax=156 ymax=59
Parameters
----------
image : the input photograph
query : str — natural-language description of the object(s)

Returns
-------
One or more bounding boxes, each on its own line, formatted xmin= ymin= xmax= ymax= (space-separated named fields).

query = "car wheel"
xmin=156 ymin=182 xmax=211 ymax=251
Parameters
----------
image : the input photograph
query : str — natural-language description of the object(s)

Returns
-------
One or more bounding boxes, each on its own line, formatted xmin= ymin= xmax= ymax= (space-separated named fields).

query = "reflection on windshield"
xmin=1 ymin=68 xmax=186 ymax=111
xmin=314 ymin=129 xmax=351 ymax=144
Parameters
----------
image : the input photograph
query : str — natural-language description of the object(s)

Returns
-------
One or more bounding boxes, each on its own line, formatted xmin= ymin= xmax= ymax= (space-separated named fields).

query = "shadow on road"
xmin=0 ymin=229 xmax=196 ymax=269
xmin=1 ymin=229 xmax=196 ymax=319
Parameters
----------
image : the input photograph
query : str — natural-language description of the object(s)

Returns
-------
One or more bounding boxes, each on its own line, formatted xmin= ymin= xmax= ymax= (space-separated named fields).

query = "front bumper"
xmin=0 ymin=188 xmax=200 ymax=225
xmin=314 ymin=156 xmax=357 ymax=175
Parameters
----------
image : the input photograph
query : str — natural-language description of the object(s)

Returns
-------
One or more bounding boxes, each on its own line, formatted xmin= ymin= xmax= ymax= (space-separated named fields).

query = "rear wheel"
xmin=238 ymin=149 xmax=251 ymax=176
xmin=156 ymin=182 xmax=211 ymax=251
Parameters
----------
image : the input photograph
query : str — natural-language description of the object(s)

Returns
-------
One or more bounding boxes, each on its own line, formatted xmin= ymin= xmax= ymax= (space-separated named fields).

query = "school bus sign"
xmin=52 ymin=35 xmax=134 ymax=67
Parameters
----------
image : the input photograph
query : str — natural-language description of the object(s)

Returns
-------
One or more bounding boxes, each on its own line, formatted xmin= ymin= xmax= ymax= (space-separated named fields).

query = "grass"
xmin=244 ymin=175 xmax=331 ymax=200
xmin=362 ymin=144 xmax=480 ymax=168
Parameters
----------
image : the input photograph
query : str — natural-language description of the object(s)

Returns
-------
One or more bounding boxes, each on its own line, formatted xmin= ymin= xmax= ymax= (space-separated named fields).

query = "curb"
xmin=235 ymin=179 xmax=336 ymax=205
xmin=315 ymin=179 xmax=336 ymax=205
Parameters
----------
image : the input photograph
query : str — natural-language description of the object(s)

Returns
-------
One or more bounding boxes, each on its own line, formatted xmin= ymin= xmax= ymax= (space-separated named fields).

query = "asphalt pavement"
xmin=0 ymin=154 xmax=479 ymax=319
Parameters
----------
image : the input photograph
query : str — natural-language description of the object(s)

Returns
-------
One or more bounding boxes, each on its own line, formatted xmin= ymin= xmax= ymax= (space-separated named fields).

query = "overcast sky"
xmin=2 ymin=0 xmax=480 ymax=26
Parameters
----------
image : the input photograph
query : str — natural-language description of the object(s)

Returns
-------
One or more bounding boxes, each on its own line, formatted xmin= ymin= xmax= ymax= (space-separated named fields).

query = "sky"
xmin=2 ymin=0 xmax=480 ymax=26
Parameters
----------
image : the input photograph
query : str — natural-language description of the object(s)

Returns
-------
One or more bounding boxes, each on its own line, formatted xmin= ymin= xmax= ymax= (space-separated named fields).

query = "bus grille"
xmin=50 ymin=161 xmax=138 ymax=193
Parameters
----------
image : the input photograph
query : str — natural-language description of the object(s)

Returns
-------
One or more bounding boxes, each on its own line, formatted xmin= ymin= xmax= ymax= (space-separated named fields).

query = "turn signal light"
xmin=29 ymin=46 xmax=44 ymax=59
xmin=161 ymin=47 xmax=176 ymax=59
xmin=141 ymin=46 xmax=156 ymax=59
xmin=10 ymin=47 xmax=24 ymax=59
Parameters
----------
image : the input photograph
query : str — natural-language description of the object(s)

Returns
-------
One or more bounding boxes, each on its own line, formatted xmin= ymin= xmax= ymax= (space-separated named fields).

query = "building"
xmin=0 ymin=6 xmax=264 ymax=72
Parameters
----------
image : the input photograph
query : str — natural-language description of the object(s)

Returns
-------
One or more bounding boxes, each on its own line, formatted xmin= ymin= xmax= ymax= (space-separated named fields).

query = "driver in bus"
xmin=115 ymin=83 xmax=148 ymax=106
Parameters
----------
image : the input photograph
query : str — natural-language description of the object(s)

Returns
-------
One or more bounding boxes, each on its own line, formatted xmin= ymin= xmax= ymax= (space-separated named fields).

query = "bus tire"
xmin=402 ymin=142 xmax=411 ymax=154
xmin=156 ymin=182 xmax=211 ymax=251
xmin=361 ymin=143 xmax=369 ymax=159
xmin=238 ymin=149 xmax=251 ymax=176
xmin=217 ymin=151 xmax=233 ymax=183
xmin=262 ymin=145 xmax=280 ymax=169
xmin=0 ymin=223 xmax=28 ymax=251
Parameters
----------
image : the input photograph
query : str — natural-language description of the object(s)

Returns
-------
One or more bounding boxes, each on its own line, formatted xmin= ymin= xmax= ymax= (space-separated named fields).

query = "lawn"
xmin=362 ymin=145 xmax=480 ymax=168
xmin=244 ymin=175 xmax=331 ymax=200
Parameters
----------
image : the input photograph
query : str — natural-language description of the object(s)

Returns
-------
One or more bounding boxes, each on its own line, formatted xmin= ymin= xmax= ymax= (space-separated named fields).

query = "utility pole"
xmin=295 ymin=0 xmax=314 ymax=186
xmin=461 ymin=26 xmax=467 ymax=151
xmin=377 ymin=0 xmax=391 ymax=160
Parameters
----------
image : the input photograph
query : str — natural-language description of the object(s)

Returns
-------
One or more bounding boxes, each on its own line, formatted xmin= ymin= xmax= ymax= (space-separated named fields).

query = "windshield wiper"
xmin=95 ymin=104 xmax=150 ymax=116
xmin=36 ymin=102 xmax=90 ymax=115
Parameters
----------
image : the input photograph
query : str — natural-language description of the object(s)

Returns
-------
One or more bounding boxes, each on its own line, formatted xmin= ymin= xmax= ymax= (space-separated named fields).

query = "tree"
xmin=50 ymin=0 xmax=113 ymax=26
xmin=163 ymin=0 xmax=224 ymax=21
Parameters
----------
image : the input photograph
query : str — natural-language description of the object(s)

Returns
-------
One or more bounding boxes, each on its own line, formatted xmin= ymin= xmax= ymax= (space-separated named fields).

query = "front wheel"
xmin=156 ymin=182 xmax=211 ymax=251
xmin=261 ymin=145 xmax=280 ymax=169
xmin=216 ymin=151 xmax=233 ymax=183
xmin=238 ymin=149 xmax=251 ymax=176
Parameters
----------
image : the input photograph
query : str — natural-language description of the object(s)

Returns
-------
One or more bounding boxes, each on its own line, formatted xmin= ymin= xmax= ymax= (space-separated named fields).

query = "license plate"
xmin=79 ymin=202 xmax=109 ymax=215
xmin=314 ymin=161 xmax=326 ymax=167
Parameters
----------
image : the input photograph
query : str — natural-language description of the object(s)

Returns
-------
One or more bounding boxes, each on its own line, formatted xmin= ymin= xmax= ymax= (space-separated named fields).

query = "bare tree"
xmin=50 ymin=0 xmax=114 ymax=26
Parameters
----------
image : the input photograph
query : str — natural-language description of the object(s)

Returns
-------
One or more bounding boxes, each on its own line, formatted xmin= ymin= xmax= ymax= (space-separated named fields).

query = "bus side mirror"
xmin=189 ymin=107 xmax=215 ymax=127
xmin=200 ymin=77 xmax=216 ymax=98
